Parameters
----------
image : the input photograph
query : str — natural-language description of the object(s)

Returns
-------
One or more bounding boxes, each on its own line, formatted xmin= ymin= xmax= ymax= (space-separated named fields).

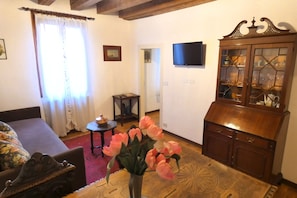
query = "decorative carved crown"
xmin=223 ymin=17 xmax=291 ymax=39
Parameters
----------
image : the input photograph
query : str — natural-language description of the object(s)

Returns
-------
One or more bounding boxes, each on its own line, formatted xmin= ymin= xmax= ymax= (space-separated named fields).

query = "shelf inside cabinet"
xmin=221 ymin=64 xmax=246 ymax=68
xmin=220 ymin=82 xmax=243 ymax=88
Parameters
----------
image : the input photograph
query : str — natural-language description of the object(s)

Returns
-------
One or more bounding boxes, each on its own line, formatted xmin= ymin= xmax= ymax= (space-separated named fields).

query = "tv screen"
xmin=173 ymin=41 xmax=203 ymax=66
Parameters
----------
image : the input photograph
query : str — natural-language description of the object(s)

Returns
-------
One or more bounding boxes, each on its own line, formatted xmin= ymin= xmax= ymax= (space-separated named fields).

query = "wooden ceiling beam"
xmin=119 ymin=0 xmax=214 ymax=20
xmin=97 ymin=0 xmax=153 ymax=14
xmin=33 ymin=0 xmax=214 ymax=21
xmin=37 ymin=0 xmax=55 ymax=6
xmin=70 ymin=0 xmax=103 ymax=10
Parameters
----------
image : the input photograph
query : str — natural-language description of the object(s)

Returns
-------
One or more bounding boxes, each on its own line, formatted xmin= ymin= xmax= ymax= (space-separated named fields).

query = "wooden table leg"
xmin=100 ymin=131 xmax=105 ymax=157
xmin=90 ymin=130 xmax=94 ymax=154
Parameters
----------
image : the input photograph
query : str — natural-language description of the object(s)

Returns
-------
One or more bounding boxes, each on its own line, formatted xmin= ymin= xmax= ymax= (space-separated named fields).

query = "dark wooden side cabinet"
xmin=203 ymin=102 xmax=289 ymax=184
xmin=202 ymin=17 xmax=297 ymax=184
xmin=113 ymin=93 xmax=140 ymax=126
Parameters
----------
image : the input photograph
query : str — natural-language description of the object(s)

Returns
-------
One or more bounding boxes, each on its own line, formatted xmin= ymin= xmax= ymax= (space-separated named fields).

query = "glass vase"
xmin=128 ymin=173 xmax=143 ymax=198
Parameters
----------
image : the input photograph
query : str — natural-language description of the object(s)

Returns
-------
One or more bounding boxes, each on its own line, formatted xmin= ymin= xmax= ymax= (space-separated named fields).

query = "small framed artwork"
xmin=103 ymin=45 xmax=121 ymax=61
xmin=0 ymin=39 xmax=7 ymax=60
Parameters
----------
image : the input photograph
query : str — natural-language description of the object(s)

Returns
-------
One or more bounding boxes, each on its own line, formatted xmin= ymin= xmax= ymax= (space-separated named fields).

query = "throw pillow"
xmin=0 ymin=121 xmax=11 ymax=131
xmin=0 ymin=121 xmax=18 ymax=138
xmin=0 ymin=121 xmax=30 ymax=170
xmin=0 ymin=132 xmax=22 ymax=146
xmin=0 ymin=140 xmax=31 ymax=170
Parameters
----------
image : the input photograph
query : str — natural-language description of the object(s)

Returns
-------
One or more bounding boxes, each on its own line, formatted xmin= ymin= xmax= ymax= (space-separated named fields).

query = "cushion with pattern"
xmin=0 ymin=121 xmax=18 ymax=138
xmin=0 ymin=140 xmax=31 ymax=170
xmin=0 ymin=121 xmax=30 ymax=170
xmin=0 ymin=132 xmax=22 ymax=146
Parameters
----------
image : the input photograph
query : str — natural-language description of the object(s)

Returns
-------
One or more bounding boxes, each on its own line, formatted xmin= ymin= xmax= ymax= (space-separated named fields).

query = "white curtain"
xmin=35 ymin=14 xmax=93 ymax=137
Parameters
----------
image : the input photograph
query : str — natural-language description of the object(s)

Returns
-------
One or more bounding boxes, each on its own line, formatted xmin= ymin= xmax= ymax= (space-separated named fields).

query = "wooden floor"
xmin=61 ymin=111 xmax=297 ymax=197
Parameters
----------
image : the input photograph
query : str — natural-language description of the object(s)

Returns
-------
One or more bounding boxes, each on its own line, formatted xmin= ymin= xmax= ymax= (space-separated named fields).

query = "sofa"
xmin=0 ymin=106 xmax=86 ymax=192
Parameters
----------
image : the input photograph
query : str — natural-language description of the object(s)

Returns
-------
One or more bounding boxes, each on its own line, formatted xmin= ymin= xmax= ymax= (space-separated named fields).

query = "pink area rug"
xmin=63 ymin=130 xmax=120 ymax=184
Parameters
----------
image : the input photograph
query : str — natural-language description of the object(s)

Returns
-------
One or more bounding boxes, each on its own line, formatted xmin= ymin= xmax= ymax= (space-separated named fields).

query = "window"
xmin=33 ymin=14 xmax=91 ymax=136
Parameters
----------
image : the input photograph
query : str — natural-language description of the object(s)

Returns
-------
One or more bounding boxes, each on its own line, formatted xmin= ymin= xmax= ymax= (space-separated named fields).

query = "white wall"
xmin=132 ymin=0 xmax=297 ymax=183
xmin=0 ymin=0 xmax=136 ymax=121
xmin=1 ymin=0 xmax=297 ymax=184
xmin=0 ymin=1 xmax=42 ymax=110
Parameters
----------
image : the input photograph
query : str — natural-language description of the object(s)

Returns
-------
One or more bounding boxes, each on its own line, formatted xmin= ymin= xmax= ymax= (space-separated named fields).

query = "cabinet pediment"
xmin=223 ymin=17 xmax=291 ymax=39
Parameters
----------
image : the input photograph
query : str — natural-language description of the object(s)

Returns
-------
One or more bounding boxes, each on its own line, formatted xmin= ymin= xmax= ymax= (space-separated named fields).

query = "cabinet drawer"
xmin=235 ymin=132 xmax=274 ymax=150
xmin=206 ymin=123 xmax=233 ymax=138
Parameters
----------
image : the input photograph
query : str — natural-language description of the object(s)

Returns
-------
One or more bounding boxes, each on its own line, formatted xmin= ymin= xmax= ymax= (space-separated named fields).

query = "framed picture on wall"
xmin=103 ymin=45 xmax=121 ymax=61
xmin=0 ymin=39 xmax=7 ymax=60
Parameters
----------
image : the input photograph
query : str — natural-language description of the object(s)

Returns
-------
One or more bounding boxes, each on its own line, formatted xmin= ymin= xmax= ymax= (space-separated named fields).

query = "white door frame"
xmin=138 ymin=45 xmax=162 ymax=125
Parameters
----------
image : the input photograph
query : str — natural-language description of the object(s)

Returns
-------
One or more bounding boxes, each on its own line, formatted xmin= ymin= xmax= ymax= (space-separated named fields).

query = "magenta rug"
xmin=63 ymin=130 xmax=120 ymax=184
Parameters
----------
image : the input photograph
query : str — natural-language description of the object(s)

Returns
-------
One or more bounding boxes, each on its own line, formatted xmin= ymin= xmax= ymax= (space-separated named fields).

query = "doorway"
xmin=139 ymin=47 xmax=161 ymax=123
xmin=144 ymin=48 xmax=160 ymax=113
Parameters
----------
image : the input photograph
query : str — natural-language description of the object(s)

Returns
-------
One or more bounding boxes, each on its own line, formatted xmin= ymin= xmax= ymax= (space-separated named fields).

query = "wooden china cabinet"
xmin=202 ymin=17 xmax=297 ymax=184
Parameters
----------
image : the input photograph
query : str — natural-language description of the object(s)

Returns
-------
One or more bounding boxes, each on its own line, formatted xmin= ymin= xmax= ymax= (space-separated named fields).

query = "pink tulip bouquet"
xmin=103 ymin=116 xmax=182 ymax=182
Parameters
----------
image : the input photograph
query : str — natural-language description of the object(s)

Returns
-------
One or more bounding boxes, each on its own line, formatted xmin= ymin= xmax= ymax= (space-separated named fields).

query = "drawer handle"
xmin=247 ymin=137 xmax=255 ymax=143
xmin=216 ymin=130 xmax=232 ymax=139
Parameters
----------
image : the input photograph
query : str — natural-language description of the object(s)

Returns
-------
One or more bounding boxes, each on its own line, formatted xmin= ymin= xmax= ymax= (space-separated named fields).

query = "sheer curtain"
xmin=35 ymin=14 xmax=92 ymax=137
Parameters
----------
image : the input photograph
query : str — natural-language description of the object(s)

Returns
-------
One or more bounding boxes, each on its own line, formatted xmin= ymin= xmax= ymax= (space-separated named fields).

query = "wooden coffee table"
xmin=86 ymin=120 xmax=117 ymax=157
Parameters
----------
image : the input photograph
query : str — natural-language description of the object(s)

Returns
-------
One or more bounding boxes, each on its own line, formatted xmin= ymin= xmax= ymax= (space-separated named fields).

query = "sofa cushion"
xmin=0 ymin=132 xmax=22 ymax=146
xmin=7 ymin=118 xmax=68 ymax=156
xmin=0 ymin=121 xmax=30 ymax=171
xmin=0 ymin=140 xmax=31 ymax=170
xmin=0 ymin=121 xmax=18 ymax=138
xmin=0 ymin=121 xmax=11 ymax=131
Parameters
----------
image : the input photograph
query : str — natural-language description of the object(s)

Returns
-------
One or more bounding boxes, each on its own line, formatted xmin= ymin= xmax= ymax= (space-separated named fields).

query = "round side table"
xmin=86 ymin=120 xmax=117 ymax=157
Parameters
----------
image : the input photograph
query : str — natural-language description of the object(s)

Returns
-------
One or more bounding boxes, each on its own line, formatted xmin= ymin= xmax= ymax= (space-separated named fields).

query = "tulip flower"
xmin=146 ymin=124 xmax=164 ymax=140
xmin=156 ymin=160 xmax=175 ymax=180
xmin=105 ymin=116 xmax=181 ymax=184
xmin=161 ymin=141 xmax=182 ymax=156
xmin=128 ymin=128 xmax=142 ymax=142
xmin=103 ymin=133 xmax=128 ymax=156
xmin=139 ymin=116 xmax=154 ymax=129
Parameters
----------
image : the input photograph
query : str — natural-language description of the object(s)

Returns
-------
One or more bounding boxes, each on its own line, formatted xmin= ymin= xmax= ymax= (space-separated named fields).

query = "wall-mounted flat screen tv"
xmin=173 ymin=41 xmax=203 ymax=66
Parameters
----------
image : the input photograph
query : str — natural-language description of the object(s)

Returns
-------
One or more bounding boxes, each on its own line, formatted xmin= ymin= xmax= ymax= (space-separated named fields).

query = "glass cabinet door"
xmin=218 ymin=48 xmax=247 ymax=103
xmin=248 ymin=45 xmax=289 ymax=109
